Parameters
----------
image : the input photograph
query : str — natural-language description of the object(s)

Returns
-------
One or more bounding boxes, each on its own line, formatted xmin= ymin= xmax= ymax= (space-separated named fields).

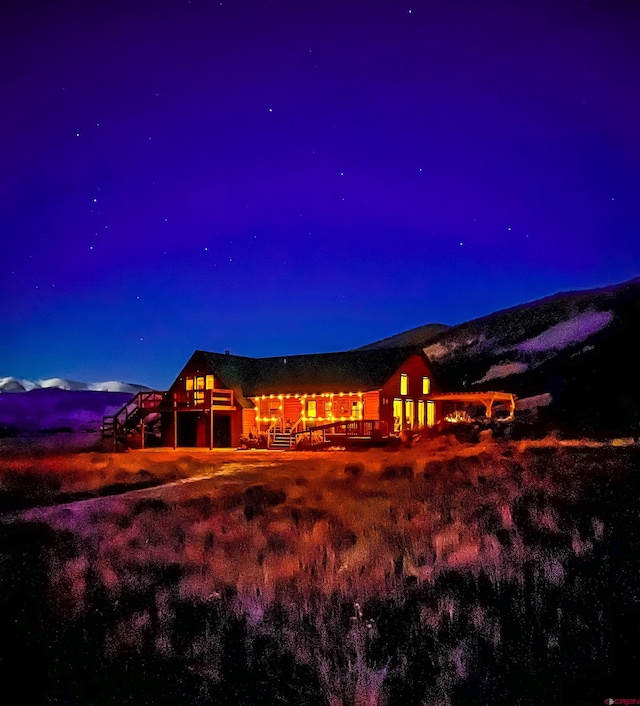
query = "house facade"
xmin=102 ymin=346 xmax=516 ymax=450
xmin=160 ymin=347 xmax=440 ymax=449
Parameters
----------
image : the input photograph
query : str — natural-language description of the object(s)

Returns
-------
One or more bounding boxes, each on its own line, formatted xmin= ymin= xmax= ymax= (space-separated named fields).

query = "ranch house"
xmin=102 ymin=347 xmax=516 ymax=450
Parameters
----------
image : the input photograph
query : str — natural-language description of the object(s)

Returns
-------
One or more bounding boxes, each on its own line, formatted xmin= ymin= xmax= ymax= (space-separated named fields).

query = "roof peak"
xmin=196 ymin=345 xmax=422 ymax=363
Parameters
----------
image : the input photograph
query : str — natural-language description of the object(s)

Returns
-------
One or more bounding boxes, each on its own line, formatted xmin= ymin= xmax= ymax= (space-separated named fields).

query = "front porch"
xmin=251 ymin=391 xmax=375 ymax=448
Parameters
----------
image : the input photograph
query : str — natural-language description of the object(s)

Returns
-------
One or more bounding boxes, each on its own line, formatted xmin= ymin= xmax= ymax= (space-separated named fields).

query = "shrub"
xmin=344 ymin=463 xmax=364 ymax=477
xmin=131 ymin=497 xmax=171 ymax=515
xmin=243 ymin=485 xmax=287 ymax=520
xmin=380 ymin=464 xmax=414 ymax=480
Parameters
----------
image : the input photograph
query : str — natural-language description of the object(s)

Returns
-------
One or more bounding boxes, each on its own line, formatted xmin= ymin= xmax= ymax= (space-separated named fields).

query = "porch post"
xmin=210 ymin=392 xmax=214 ymax=450
xmin=173 ymin=396 xmax=177 ymax=450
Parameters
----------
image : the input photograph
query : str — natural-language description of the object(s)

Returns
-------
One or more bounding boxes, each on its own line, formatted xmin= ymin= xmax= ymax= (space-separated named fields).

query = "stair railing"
xmin=288 ymin=416 xmax=304 ymax=435
xmin=266 ymin=417 xmax=281 ymax=448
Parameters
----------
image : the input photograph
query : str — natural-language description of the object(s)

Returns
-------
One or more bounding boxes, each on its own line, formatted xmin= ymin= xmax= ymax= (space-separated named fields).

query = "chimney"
xmin=224 ymin=350 xmax=230 ymax=355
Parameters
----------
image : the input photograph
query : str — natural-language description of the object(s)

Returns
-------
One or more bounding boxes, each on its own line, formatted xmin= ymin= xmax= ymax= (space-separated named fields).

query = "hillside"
xmin=358 ymin=277 xmax=640 ymax=434
xmin=356 ymin=322 xmax=450 ymax=350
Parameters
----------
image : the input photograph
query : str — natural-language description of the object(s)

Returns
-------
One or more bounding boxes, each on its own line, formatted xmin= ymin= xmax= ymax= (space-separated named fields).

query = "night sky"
xmin=2 ymin=0 xmax=639 ymax=389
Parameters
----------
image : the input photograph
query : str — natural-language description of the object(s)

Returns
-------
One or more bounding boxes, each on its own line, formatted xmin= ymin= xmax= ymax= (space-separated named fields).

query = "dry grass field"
xmin=1 ymin=436 xmax=639 ymax=705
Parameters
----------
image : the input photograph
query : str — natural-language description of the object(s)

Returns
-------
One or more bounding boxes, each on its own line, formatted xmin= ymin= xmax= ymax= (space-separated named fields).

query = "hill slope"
xmin=358 ymin=277 xmax=640 ymax=434
xmin=356 ymin=323 xmax=450 ymax=350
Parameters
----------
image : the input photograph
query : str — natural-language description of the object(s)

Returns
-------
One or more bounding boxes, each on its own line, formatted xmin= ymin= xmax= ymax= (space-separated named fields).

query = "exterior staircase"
xmin=101 ymin=391 xmax=165 ymax=450
xmin=269 ymin=431 xmax=296 ymax=449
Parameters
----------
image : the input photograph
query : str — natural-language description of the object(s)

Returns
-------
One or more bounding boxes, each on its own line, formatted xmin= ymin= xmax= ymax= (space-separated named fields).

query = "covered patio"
xmin=429 ymin=391 xmax=517 ymax=422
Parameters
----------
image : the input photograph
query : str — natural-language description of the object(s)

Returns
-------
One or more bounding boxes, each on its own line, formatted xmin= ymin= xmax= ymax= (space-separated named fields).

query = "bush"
xmin=344 ymin=463 xmax=364 ymax=477
xmin=243 ymin=485 xmax=287 ymax=520
xmin=380 ymin=464 xmax=414 ymax=480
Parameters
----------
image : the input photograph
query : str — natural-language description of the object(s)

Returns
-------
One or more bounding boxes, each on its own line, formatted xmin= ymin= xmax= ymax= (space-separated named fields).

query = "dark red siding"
xmin=378 ymin=353 xmax=440 ymax=430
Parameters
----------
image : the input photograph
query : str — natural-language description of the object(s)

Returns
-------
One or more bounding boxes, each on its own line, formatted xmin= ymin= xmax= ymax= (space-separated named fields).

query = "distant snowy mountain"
xmin=0 ymin=377 xmax=150 ymax=394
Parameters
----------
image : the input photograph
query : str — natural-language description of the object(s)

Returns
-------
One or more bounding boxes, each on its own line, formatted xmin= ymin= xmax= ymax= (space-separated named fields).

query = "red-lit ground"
xmin=1 ymin=437 xmax=638 ymax=704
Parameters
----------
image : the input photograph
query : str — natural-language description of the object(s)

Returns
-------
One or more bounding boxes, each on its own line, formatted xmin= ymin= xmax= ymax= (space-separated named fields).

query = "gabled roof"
xmin=191 ymin=346 xmax=427 ymax=399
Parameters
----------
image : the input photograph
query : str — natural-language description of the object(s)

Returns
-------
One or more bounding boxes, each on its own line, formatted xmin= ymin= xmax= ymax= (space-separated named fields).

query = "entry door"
xmin=214 ymin=415 xmax=232 ymax=447
xmin=177 ymin=413 xmax=198 ymax=447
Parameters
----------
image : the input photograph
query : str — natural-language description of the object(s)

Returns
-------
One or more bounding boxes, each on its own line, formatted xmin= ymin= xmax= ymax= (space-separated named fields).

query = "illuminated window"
xmin=427 ymin=401 xmax=436 ymax=427
xmin=393 ymin=398 xmax=403 ymax=432
xmin=206 ymin=375 xmax=214 ymax=390
xmin=400 ymin=373 xmax=408 ymax=396
xmin=186 ymin=376 xmax=206 ymax=404
xmin=307 ymin=400 xmax=317 ymax=418
xmin=405 ymin=399 xmax=414 ymax=428
xmin=337 ymin=398 xmax=350 ymax=416
xmin=418 ymin=400 xmax=425 ymax=427
xmin=422 ymin=376 xmax=430 ymax=394
xmin=351 ymin=401 xmax=362 ymax=419
xmin=325 ymin=401 xmax=332 ymax=417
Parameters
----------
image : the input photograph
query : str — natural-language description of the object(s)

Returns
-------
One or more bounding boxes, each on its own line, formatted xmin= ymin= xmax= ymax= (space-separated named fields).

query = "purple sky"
xmin=2 ymin=0 xmax=639 ymax=389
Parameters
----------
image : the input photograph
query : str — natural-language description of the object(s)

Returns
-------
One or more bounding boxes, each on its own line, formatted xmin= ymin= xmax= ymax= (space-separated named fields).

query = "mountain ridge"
xmin=356 ymin=275 xmax=640 ymax=434
xmin=0 ymin=377 xmax=151 ymax=394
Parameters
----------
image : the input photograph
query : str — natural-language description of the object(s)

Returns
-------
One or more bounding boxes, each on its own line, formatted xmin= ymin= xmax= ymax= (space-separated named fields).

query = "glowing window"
xmin=325 ymin=401 xmax=332 ymax=417
xmin=185 ymin=378 xmax=194 ymax=391
xmin=194 ymin=391 xmax=205 ymax=405
xmin=427 ymin=401 xmax=436 ymax=427
xmin=307 ymin=400 xmax=317 ymax=418
xmin=206 ymin=375 xmax=214 ymax=390
xmin=400 ymin=373 xmax=408 ymax=396
xmin=351 ymin=401 xmax=362 ymax=419
xmin=405 ymin=399 xmax=414 ymax=428
xmin=393 ymin=398 xmax=403 ymax=432
xmin=418 ymin=400 xmax=425 ymax=427
xmin=422 ymin=376 xmax=430 ymax=394
xmin=196 ymin=376 xmax=205 ymax=390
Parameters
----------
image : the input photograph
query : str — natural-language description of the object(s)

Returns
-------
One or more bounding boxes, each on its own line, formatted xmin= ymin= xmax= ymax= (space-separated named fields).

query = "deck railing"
xmin=292 ymin=419 xmax=390 ymax=448
xmin=171 ymin=389 xmax=234 ymax=410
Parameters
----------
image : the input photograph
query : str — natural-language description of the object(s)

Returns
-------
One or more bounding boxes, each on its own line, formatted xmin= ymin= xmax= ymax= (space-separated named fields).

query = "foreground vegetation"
xmin=1 ymin=438 xmax=639 ymax=704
